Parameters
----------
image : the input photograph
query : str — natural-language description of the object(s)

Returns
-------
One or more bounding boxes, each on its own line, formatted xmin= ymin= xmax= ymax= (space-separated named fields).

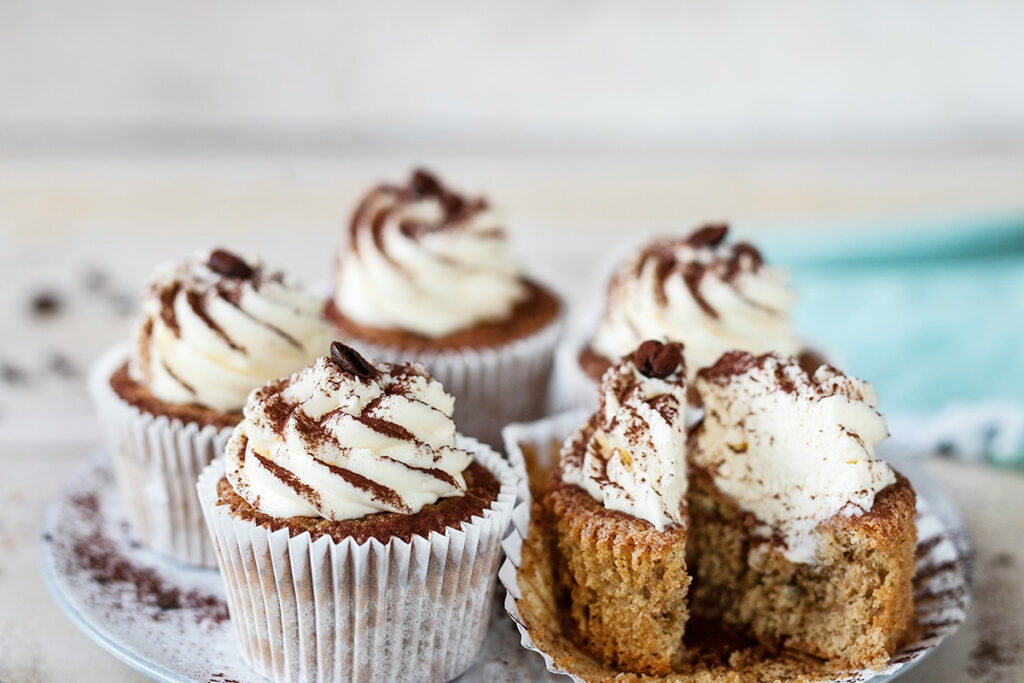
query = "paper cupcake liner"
xmin=198 ymin=435 xmax=520 ymax=683
xmin=499 ymin=412 xmax=972 ymax=683
xmin=89 ymin=344 xmax=233 ymax=568
xmin=551 ymin=326 xmax=600 ymax=415
xmin=341 ymin=313 xmax=564 ymax=450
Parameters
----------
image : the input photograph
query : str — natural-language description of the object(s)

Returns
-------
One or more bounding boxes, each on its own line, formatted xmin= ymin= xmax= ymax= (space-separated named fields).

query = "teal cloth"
xmin=759 ymin=213 xmax=1024 ymax=463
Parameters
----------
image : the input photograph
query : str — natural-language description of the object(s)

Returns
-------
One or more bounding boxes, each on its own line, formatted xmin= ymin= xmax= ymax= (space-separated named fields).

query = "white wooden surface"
xmin=1 ymin=155 xmax=1023 ymax=682
xmin=3 ymin=1 xmax=1024 ymax=153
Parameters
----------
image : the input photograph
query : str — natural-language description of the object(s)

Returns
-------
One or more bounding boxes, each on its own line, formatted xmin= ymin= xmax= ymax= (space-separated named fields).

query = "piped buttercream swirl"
xmin=129 ymin=249 xmax=334 ymax=412
xmin=591 ymin=225 xmax=801 ymax=380
xmin=225 ymin=344 xmax=472 ymax=520
xmin=333 ymin=169 xmax=527 ymax=337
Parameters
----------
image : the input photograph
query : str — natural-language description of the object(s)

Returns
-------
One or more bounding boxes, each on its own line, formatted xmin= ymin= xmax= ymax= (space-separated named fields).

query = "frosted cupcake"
xmin=198 ymin=342 xmax=518 ymax=683
xmin=578 ymin=224 xmax=821 ymax=401
xmin=327 ymin=169 xmax=563 ymax=446
xmin=89 ymin=248 xmax=334 ymax=566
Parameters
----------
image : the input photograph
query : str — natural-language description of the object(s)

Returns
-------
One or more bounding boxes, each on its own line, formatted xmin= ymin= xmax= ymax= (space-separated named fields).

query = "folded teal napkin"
xmin=760 ymin=213 xmax=1024 ymax=465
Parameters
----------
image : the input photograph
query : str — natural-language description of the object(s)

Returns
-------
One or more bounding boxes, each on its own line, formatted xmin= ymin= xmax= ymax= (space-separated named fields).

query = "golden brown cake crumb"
xmin=687 ymin=467 xmax=918 ymax=670
xmin=546 ymin=474 xmax=691 ymax=675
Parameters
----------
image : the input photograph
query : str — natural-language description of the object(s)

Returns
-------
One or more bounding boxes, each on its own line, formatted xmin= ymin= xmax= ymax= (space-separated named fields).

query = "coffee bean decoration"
xmin=329 ymin=341 xmax=375 ymax=379
xmin=635 ymin=340 xmax=684 ymax=379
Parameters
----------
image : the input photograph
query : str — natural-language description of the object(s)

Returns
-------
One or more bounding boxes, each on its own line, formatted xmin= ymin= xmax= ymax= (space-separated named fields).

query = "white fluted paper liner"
xmin=340 ymin=310 xmax=564 ymax=449
xmin=198 ymin=435 xmax=520 ymax=683
xmin=88 ymin=343 xmax=233 ymax=568
xmin=499 ymin=412 xmax=972 ymax=683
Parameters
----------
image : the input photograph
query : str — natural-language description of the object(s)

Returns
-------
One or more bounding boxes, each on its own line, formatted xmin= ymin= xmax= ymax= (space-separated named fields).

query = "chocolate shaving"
xmin=634 ymin=340 xmax=684 ymax=378
xmin=329 ymin=341 xmax=376 ymax=379
xmin=207 ymin=249 xmax=254 ymax=279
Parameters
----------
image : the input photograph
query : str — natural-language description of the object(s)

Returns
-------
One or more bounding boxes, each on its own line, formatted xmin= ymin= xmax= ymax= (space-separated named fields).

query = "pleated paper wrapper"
xmin=197 ymin=436 xmax=520 ymax=683
xmin=89 ymin=344 xmax=232 ymax=568
xmin=498 ymin=412 xmax=972 ymax=683
xmin=341 ymin=312 xmax=563 ymax=449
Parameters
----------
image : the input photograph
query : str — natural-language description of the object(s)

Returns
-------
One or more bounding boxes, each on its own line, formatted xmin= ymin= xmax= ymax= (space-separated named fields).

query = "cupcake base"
xmin=89 ymin=344 xmax=234 ymax=568
xmin=198 ymin=436 xmax=519 ymax=683
xmin=326 ymin=286 xmax=563 ymax=448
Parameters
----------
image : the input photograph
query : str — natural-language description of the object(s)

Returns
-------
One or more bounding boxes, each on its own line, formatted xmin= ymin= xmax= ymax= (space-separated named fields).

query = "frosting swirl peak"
xmin=694 ymin=351 xmax=895 ymax=564
xmin=333 ymin=169 xmax=527 ymax=337
xmin=591 ymin=225 xmax=801 ymax=380
xmin=560 ymin=341 xmax=689 ymax=531
xmin=129 ymin=249 xmax=334 ymax=412
xmin=225 ymin=344 xmax=472 ymax=520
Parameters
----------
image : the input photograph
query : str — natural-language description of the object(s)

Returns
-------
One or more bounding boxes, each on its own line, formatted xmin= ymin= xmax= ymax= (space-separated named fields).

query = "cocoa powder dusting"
xmin=65 ymin=493 xmax=228 ymax=625
xmin=967 ymin=551 xmax=1023 ymax=682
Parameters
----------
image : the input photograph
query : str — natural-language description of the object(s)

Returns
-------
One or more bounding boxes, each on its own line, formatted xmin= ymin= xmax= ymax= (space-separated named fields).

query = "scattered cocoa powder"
xmin=64 ymin=492 xmax=228 ymax=626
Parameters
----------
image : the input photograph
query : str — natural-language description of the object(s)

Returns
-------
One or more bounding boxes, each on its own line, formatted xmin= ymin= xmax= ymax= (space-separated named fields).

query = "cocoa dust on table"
xmin=967 ymin=551 xmax=1023 ymax=682
xmin=60 ymin=492 xmax=228 ymax=626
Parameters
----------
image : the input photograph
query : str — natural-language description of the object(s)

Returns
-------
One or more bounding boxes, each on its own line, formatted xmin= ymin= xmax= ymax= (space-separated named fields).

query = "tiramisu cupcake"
xmin=198 ymin=342 xmax=518 ymax=683
xmin=327 ymin=169 xmax=563 ymax=446
xmin=89 ymin=248 xmax=334 ymax=566
xmin=688 ymin=351 xmax=917 ymax=668
xmin=546 ymin=341 xmax=691 ymax=675
xmin=577 ymin=224 xmax=820 ymax=402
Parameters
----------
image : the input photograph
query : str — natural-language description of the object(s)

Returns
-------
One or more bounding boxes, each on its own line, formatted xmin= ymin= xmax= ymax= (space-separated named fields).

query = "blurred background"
xmin=5 ymin=0 xmax=1022 ymax=458
xmin=2 ymin=2 xmax=1024 ymax=681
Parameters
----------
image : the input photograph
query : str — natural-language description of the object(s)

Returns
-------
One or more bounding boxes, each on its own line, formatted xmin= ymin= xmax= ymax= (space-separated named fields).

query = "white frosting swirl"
xmin=560 ymin=342 xmax=689 ymax=531
xmin=333 ymin=169 xmax=527 ymax=337
xmin=226 ymin=351 xmax=472 ymax=520
xmin=591 ymin=225 xmax=801 ymax=380
xmin=694 ymin=351 xmax=896 ymax=564
xmin=129 ymin=249 xmax=334 ymax=413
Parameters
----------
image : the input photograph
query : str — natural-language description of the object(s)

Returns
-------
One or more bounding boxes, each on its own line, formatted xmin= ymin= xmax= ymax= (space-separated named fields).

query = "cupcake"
xmin=577 ymin=224 xmax=821 ymax=402
xmin=547 ymin=340 xmax=691 ymax=675
xmin=522 ymin=347 xmax=915 ymax=676
xmin=89 ymin=248 xmax=334 ymax=566
xmin=326 ymin=168 xmax=563 ymax=446
xmin=688 ymin=351 xmax=916 ymax=669
xmin=198 ymin=342 xmax=518 ymax=683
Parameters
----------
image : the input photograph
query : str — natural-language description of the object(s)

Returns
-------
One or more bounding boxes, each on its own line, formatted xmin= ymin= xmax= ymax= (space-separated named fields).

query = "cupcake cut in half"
xmin=548 ymin=340 xmax=691 ymax=675
xmin=326 ymin=168 xmax=563 ymax=446
xmin=199 ymin=341 xmax=519 ymax=683
xmin=580 ymin=224 xmax=823 ymax=393
xmin=542 ymin=342 xmax=916 ymax=676
xmin=91 ymin=248 xmax=334 ymax=566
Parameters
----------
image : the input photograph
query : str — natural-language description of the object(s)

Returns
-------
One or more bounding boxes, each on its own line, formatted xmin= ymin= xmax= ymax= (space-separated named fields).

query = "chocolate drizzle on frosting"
xmin=591 ymin=224 xmax=800 ymax=381
xmin=225 ymin=354 xmax=473 ymax=521
xmin=350 ymin=169 xmax=491 ymax=252
xmin=334 ymin=168 xmax=528 ymax=338
xmin=128 ymin=249 xmax=334 ymax=412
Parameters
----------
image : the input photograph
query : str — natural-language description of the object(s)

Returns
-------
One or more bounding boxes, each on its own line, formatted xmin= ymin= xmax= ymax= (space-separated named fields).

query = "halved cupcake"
xmin=546 ymin=341 xmax=691 ymax=675
xmin=199 ymin=342 xmax=518 ymax=683
xmin=327 ymin=169 xmax=563 ymax=446
xmin=89 ymin=248 xmax=334 ymax=566
xmin=688 ymin=351 xmax=917 ymax=669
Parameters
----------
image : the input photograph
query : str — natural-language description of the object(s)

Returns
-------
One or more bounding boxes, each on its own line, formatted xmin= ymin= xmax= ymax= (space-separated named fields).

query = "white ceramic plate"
xmin=39 ymin=451 xmax=557 ymax=682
